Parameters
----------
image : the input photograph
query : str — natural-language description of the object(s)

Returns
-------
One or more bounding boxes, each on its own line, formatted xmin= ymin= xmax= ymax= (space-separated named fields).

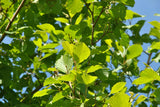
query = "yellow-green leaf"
xmin=127 ymin=44 xmax=142 ymax=60
xmin=109 ymin=91 xmax=131 ymax=107
xmin=33 ymin=38 xmax=42 ymax=47
xmin=149 ymin=21 xmax=160 ymax=30
xmin=110 ymin=82 xmax=126 ymax=94
xmin=87 ymin=65 xmax=102 ymax=73
xmin=66 ymin=0 xmax=84 ymax=17
xmin=133 ymin=68 xmax=160 ymax=85
xmin=82 ymin=74 xmax=97 ymax=85
xmin=133 ymin=95 xmax=147 ymax=107
xmin=33 ymin=89 xmax=53 ymax=98
xmin=73 ymin=42 xmax=90 ymax=63
xmin=62 ymin=41 xmax=74 ymax=56
xmin=55 ymin=17 xmax=69 ymax=24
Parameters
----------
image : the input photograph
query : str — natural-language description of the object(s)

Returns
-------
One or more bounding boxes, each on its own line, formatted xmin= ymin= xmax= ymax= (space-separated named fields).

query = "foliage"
xmin=0 ymin=0 xmax=160 ymax=106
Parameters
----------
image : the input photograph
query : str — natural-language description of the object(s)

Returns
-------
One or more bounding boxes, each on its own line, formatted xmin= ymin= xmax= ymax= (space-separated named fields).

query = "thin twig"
xmin=93 ymin=30 xmax=112 ymax=45
xmin=143 ymin=50 xmax=149 ymax=55
xmin=68 ymin=81 xmax=75 ymax=98
xmin=83 ymin=0 xmax=93 ymax=14
xmin=0 ymin=0 xmax=26 ymax=43
xmin=91 ymin=3 xmax=94 ymax=45
xmin=93 ymin=6 xmax=105 ymax=28
xmin=147 ymin=53 xmax=152 ymax=65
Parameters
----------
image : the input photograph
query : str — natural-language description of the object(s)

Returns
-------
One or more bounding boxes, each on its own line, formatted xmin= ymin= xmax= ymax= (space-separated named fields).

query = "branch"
xmin=93 ymin=6 xmax=105 ymax=28
xmin=91 ymin=3 xmax=94 ymax=45
xmin=0 ymin=0 xmax=26 ymax=43
xmin=93 ymin=30 xmax=112 ymax=45
xmin=147 ymin=53 xmax=152 ymax=65
xmin=83 ymin=0 xmax=93 ymax=14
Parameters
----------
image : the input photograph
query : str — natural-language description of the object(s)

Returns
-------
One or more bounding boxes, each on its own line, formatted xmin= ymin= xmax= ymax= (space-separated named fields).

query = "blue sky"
xmin=128 ymin=0 xmax=160 ymax=71
xmin=2 ymin=0 xmax=160 ymax=72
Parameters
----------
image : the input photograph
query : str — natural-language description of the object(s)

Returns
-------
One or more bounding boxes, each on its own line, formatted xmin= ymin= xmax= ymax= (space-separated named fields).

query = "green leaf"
xmin=51 ymin=91 xmax=65 ymax=104
xmin=133 ymin=95 xmax=147 ymax=107
xmin=38 ymin=43 xmax=59 ymax=51
xmin=133 ymin=68 xmax=160 ymax=85
xmin=73 ymin=42 xmax=90 ymax=63
xmin=149 ymin=28 xmax=160 ymax=39
xmin=109 ymin=91 xmax=131 ymax=107
xmin=153 ymin=53 xmax=160 ymax=63
xmin=125 ymin=10 xmax=143 ymax=20
xmin=66 ymin=0 xmax=84 ymax=17
xmin=0 ymin=79 xmax=2 ymax=84
xmin=55 ymin=17 xmax=69 ymax=24
xmin=33 ymin=38 xmax=42 ymax=47
xmin=154 ymin=88 xmax=160 ymax=102
xmin=82 ymin=74 xmax=97 ymax=85
xmin=87 ymin=65 xmax=102 ymax=73
xmin=37 ymin=23 xmax=55 ymax=33
xmin=150 ymin=42 xmax=160 ymax=50
xmin=149 ymin=21 xmax=160 ymax=30
xmin=41 ymin=50 xmax=58 ymax=60
xmin=43 ymin=77 xmax=61 ymax=86
xmin=127 ymin=44 xmax=143 ymax=60
xmin=33 ymin=89 xmax=53 ymax=98
xmin=154 ymin=13 xmax=160 ymax=16
xmin=75 ymin=14 xmax=83 ymax=25
xmin=110 ymin=82 xmax=126 ymax=94
xmin=55 ymin=54 xmax=73 ymax=73
xmin=62 ymin=41 xmax=74 ymax=56
xmin=105 ymin=39 xmax=112 ymax=48
xmin=34 ymin=30 xmax=48 ymax=42
xmin=58 ymin=73 xmax=75 ymax=82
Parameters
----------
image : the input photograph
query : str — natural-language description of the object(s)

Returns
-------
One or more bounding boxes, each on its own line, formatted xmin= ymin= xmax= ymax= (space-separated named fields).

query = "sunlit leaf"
xmin=133 ymin=68 xmax=160 ymax=85
xmin=149 ymin=28 xmax=160 ymax=39
xmin=149 ymin=21 xmax=160 ymax=30
xmin=73 ymin=42 xmax=90 ymax=63
xmin=55 ymin=17 xmax=69 ymax=24
xmin=33 ymin=89 xmax=54 ymax=98
xmin=127 ymin=44 xmax=143 ymax=60
xmin=62 ymin=41 xmax=74 ymax=56
xmin=125 ymin=10 xmax=143 ymax=20
xmin=82 ymin=74 xmax=97 ymax=85
xmin=109 ymin=91 xmax=131 ymax=107
xmin=58 ymin=73 xmax=75 ymax=82
xmin=66 ymin=0 xmax=84 ymax=17
xmin=33 ymin=38 xmax=42 ymax=47
xmin=51 ymin=91 xmax=65 ymax=104
xmin=110 ymin=82 xmax=126 ymax=94
xmin=87 ymin=65 xmax=102 ymax=73
xmin=133 ymin=95 xmax=147 ymax=107
xmin=37 ymin=23 xmax=55 ymax=33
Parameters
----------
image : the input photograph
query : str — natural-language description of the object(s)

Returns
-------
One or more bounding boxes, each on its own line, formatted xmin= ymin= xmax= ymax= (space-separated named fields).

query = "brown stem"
xmin=147 ymin=53 xmax=152 ymax=65
xmin=93 ymin=6 xmax=105 ymax=28
xmin=83 ymin=0 xmax=93 ymax=14
xmin=91 ymin=3 xmax=94 ymax=45
xmin=0 ymin=0 xmax=26 ymax=43
xmin=93 ymin=30 xmax=112 ymax=45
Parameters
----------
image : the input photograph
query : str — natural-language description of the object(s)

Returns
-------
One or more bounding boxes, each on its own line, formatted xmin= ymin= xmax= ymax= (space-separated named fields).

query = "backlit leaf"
xmin=62 ymin=41 xmax=74 ymax=56
xmin=66 ymin=0 xmax=84 ymax=17
xmin=55 ymin=17 xmax=69 ymax=24
xmin=110 ymin=82 xmax=126 ymax=94
xmin=73 ymin=42 xmax=90 ymax=63
xmin=82 ymin=74 xmax=97 ymax=85
xmin=127 ymin=44 xmax=142 ymax=60
xmin=33 ymin=89 xmax=54 ymax=98
xmin=109 ymin=91 xmax=131 ymax=107
xmin=133 ymin=95 xmax=147 ymax=107
xmin=133 ymin=68 xmax=160 ymax=85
